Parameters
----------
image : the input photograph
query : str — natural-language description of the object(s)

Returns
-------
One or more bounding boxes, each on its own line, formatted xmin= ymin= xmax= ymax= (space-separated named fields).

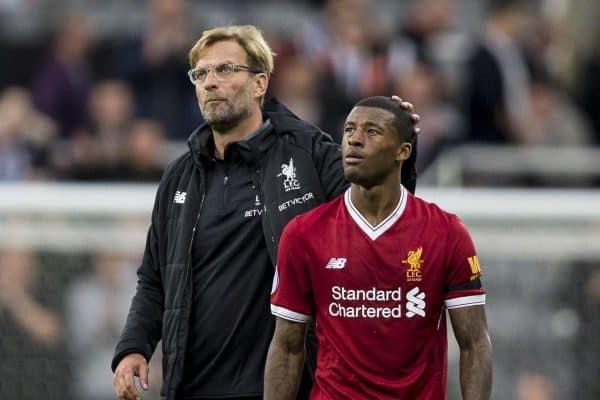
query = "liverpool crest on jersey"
xmin=277 ymin=158 xmax=301 ymax=192
xmin=402 ymin=247 xmax=423 ymax=282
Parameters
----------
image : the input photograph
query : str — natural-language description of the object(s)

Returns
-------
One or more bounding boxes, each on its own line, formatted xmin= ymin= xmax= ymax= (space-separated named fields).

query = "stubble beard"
xmin=201 ymin=85 xmax=255 ymax=132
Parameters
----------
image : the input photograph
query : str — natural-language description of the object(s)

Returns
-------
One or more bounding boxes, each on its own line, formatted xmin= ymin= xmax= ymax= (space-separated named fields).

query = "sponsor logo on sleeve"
xmin=467 ymin=255 xmax=482 ymax=280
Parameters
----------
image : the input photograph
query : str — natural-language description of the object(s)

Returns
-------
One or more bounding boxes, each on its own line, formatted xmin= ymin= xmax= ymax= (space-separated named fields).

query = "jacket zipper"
xmin=173 ymin=174 xmax=206 ymax=392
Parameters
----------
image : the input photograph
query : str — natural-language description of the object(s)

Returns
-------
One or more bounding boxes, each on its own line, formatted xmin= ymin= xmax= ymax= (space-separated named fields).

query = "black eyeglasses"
xmin=187 ymin=62 xmax=262 ymax=84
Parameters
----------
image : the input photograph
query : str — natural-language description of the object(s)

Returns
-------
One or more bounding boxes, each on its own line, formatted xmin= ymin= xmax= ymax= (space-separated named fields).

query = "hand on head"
xmin=391 ymin=95 xmax=421 ymax=136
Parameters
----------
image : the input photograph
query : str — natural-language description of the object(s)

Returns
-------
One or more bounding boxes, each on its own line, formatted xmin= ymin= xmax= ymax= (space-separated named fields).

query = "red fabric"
xmin=271 ymin=188 xmax=485 ymax=400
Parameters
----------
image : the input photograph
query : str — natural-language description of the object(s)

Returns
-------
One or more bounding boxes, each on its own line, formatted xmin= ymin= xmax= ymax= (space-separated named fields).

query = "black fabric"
xmin=182 ymin=138 xmax=273 ymax=397
xmin=112 ymin=97 xmax=349 ymax=400
xmin=464 ymin=44 xmax=508 ymax=143
xmin=446 ymin=278 xmax=483 ymax=292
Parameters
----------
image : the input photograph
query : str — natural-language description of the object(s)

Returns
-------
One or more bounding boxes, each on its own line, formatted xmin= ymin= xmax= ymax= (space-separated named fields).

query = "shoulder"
xmin=153 ymin=152 xmax=194 ymax=201
xmin=408 ymin=193 xmax=463 ymax=229
xmin=267 ymin=110 xmax=336 ymax=151
xmin=163 ymin=152 xmax=192 ymax=179
xmin=286 ymin=195 xmax=344 ymax=235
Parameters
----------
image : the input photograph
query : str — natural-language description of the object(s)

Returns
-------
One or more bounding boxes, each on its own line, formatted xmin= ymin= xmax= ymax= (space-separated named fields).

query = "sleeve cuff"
xmin=271 ymin=304 xmax=312 ymax=323
xmin=445 ymin=294 xmax=486 ymax=309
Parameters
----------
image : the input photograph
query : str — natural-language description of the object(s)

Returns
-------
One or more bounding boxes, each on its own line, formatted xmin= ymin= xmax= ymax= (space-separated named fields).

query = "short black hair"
xmin=353 ymin=96 xmax=419 ymax=194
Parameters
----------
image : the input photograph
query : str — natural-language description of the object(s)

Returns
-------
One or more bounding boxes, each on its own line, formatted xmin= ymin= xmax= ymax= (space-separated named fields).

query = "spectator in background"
xmin=516 ymin=372 xmax=558 ymax=400
xmin=116 ymin=0 xmax=199 ymax=139
xmin=118 ymin=119 xmax=167 ymax=182
xmin=303 ymin=0 xmax=390 ymax=137
xmin=576 ymin=28 xmax=600 ymax=143
xmin=272 ymin=56 xmax=321 ymax=130
xmin=67 ymin=250 xmax=162 ymax=400
xmin=0 ymin=86 xmax=57 ymax=180
xmin=88 ymin=80 xmax=135 ymax=167
xmin=56 ymin=79 xmax=135 ymax=181
xmin=32 ymin=9 xmax=93 ymax=138
xmin=389 ymin=0 xmax=457 ymax=69
xmin=0 ymin=248 xmax=69 ymax=399
xmin=393 ymin=63 xmax=463 ymax=171
xmin=463 ymin=0 xmax=531 ymax=144
xmin=563 ymin=261 xmax=600 ymax=399
xmin=522 ymin=80 xmax=592 ymax=146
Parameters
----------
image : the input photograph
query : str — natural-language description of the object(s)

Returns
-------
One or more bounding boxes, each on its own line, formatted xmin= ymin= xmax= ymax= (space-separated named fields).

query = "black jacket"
xmin=112 ymin=99 xmax=348 ymax=399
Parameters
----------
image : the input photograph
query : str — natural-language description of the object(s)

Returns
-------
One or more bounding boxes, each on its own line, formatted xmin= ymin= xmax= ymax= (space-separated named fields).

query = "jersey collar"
xmin=343 ymin=184 xmax=408 ymax=241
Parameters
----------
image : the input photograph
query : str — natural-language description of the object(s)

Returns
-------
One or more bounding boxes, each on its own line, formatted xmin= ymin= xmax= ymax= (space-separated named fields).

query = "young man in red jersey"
xmin=265 ymin=96 xmax=492 ymax=400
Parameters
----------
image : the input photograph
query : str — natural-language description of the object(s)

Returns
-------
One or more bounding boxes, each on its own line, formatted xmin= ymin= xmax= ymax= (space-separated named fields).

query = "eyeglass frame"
xmin=187 ymin=62 xmax=263 ymax=85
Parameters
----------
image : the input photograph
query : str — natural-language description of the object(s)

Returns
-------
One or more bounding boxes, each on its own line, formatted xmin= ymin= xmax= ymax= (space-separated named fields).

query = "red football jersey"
xmin=271 ymin=185 xmax=485 ymax=400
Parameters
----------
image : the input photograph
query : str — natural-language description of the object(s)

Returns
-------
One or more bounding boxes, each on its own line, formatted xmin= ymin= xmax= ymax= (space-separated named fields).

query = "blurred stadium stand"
xmin=0 ymin=0 xmax=599 ymax=399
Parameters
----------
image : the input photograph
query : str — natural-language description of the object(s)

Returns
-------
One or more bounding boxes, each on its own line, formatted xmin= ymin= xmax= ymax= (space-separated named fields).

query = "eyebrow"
xmin=344 ymin=120 xmax=386 ymax=131
xmin=194 ymin=60 xmax=236 ymax=68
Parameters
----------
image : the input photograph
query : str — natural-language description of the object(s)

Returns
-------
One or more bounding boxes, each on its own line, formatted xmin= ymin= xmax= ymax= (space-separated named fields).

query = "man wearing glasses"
xmin=111 ymin=25 xmax=349 ymax=400
xmin=111 ymin=25 xmax=418 ymax=400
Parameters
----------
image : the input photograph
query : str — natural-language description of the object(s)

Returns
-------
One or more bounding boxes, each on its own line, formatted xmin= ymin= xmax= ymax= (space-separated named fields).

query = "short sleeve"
xmin=443 ymin=216 xmax=486 ymax=309
xmin=271 ymin=218 xmax=314 ymax=322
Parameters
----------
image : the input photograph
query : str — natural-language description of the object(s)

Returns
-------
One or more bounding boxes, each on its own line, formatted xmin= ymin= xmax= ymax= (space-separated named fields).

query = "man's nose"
xmin=347 ymin=130 xmax=364 ymax=146
xmin=203 ymin=71 xmax=219 ymax=90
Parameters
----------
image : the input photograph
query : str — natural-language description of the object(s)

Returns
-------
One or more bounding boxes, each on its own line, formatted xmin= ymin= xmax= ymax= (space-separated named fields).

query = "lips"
xmin=343 ymin=150 xmax=364 ymax=164
xmin=206 ymin=98 xmax=226 ymax=104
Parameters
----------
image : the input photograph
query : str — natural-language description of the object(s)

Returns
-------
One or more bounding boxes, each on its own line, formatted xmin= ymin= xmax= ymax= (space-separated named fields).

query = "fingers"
xmin=391 ymin=95 xmax=421 ymax=134
xmin=114 ymin=368 xmax=143 ymax=400
xmin=124 ymin=368 xmax=141 ymax=399
xmin=390 ymin=95 xmax=413 ymax=111
xmin=139 ymin=362 xmax=150 ymax=391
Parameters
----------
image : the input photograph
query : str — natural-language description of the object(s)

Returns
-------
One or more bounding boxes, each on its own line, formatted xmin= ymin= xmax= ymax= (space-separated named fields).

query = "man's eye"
xmin=367 ymin=129 xmax=378 ymax=135
xmin=217 ymin=64 xmax=234 ymax=74
xmin=195 ymin=69 xmax=207 ymax=79
xmin=344 ymin=127 xmax=355 ymax=133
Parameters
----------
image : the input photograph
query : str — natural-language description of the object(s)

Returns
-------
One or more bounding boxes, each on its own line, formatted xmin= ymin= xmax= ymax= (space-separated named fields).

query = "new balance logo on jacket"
xmin=173 ymin=191 xmax=187 ymax=204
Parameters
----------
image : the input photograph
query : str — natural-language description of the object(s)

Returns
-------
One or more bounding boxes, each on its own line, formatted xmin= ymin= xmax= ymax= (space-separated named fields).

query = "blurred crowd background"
xmin=0 ymin=0 xmax=598 ymax=399
xmin=1 ymin=0 xmax=599 ymax=184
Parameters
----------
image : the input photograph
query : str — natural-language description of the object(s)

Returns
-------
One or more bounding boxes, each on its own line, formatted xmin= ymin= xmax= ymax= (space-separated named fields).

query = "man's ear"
xmin=254 ymin=73 xmax=269 ymax=98
xmin=396 ymin=142 xmax=412 ymax=162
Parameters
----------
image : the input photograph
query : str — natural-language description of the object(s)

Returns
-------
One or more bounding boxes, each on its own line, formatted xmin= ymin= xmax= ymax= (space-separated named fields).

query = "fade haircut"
xmin=354 ymin=96 xmax=419 ymax=194
xmin=188 ymin=25 xmax=275 ymax=76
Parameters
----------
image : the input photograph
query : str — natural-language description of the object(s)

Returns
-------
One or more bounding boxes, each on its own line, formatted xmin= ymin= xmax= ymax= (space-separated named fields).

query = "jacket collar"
xmin=188 ymin=118 xmax=274 ymax=166
xmin=187 ymin=97 xmax=327 ymax=166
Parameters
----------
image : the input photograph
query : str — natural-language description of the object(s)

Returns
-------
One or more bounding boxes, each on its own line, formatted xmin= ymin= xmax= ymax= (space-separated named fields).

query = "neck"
xmin=212 ymin=109 xmax=263 ymax=159
xmin=350 ymin=173 xmax=402 ymax=226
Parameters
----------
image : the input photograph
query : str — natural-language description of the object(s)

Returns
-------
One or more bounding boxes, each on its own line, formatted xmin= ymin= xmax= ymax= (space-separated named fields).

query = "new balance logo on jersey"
xmin=406 ymin=287 xmax=426 ymax=318
xmin=326 ymin=258 xmax=347 ymax=269
xmin=173 ymin=191 xmax=186 ymax=204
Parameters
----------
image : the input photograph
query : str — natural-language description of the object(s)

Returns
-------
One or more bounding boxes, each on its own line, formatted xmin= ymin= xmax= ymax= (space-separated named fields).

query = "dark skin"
xmin=265 ymin=99 xmax=492 ymax=400
xmin=450 ymin=305 xmax=493 ymax=399
xmin=264 ymin=317 xmax=308 ymax=399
